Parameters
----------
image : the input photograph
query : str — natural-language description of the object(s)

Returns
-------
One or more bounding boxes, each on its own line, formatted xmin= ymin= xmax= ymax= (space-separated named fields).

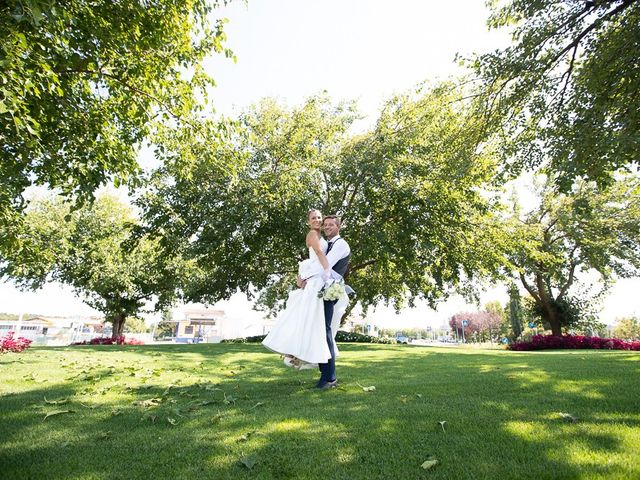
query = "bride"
xmin=262 ymin=209 xmax=334 ymax=368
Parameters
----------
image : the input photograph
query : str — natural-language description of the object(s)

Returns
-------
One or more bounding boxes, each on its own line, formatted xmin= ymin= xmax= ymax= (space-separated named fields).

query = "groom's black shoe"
xmin=316 ymin=379 xmax=337 ymax=389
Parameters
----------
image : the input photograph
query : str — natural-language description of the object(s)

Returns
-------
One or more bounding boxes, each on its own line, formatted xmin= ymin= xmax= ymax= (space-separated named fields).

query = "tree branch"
xmin=558 ymin=248 xmax=579 ymax=300
xmin=545 ymin=0 xmax=635 ymax=70
xmin=519 ymin=272 xmax=541 ymax=303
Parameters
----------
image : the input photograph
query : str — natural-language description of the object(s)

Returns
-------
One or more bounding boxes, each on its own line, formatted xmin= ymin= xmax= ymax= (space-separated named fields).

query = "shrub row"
xmin=221 ymin=335 xmax=267 ymax=344
xmin=335 ymin=331 xmax=397 ymax=344
xmin=221 ymin=331 xmax=397 ymax=344
xmin=0 ymin=331 xmax=33 ymax=354
xmin=71 ymin=336 xmax=144 ymax=346
xmin=509 ymin=334 xmax=640 ymax=351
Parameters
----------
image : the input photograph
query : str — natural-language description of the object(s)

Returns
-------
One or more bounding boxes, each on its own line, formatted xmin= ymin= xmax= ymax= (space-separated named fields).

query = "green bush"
xmin=335 ymin=331 xmax=397 ymax=344
xmin=222 ymin=332 xmax=396 ymax=344
xmin=221 ymin=334 xmax=266 ymax=344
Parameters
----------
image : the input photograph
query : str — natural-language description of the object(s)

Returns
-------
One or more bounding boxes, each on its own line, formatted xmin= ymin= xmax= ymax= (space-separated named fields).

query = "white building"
xmin=171 ymin=307 xmax=275 ymax=343
xmin=0 ymin=315 xmax=106 ymax=345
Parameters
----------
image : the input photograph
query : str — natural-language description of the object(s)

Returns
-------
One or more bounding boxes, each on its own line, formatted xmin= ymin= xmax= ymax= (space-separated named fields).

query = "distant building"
xmin=172 ymin=307 xmax=275 ymax=343
xmin=174 ymin=309 xmax=226 ymax=343
xmin=0 ymin=315 xmax=105 ymax=345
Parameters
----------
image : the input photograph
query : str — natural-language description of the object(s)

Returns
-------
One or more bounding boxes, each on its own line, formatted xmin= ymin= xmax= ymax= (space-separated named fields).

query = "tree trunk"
xmin=111 ymin=313 xmax=126 ymax=339
xmin=508 ymin=284 xmax=523 ymax=339
xmin=538 ymin=297 xmax=563 ymax=336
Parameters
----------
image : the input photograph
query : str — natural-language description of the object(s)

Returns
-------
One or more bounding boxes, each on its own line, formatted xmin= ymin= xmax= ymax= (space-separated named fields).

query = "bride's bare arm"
xmin=306 ymin=231 xmax=330 ymax=271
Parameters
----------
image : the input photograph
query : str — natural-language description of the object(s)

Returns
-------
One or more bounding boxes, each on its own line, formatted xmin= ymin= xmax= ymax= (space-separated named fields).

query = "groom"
xmin=316 ymin=215 xmax=351 ymax=389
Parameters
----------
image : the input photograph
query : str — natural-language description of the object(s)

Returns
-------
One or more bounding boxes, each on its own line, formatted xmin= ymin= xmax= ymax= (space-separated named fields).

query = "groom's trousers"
xmin=319 ymin=299 xmax=337 ymax=382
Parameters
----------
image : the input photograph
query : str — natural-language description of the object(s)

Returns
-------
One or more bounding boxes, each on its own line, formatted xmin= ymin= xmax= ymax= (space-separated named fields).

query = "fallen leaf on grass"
xmin=399 ymin=395 xmax=409 ymax=404
xmin=187 ymin=400 xmax=215 ymax=411
xmin=203 ymin=384 xmax=222 ymax=392
xmin=421 ymin=459 xmax=438 ymax=470
xmin=44 ymin=396 xmax=69 ymax=405
xmin=211 ymin=411 xmax=227 ymax=423
xmin=416 ymin=393 xmax=423 ymax=399
xmin=438 ymin=421 xmax=447 ymax=433
xmin=80 ymin=403 xmax=97 ymax=410
xmin=356 ymin=383 xmax=376 ymax=392
xmin=140 ymin=412 xmax=157 ymax=424
xmin=237 ymin=430 xmax=260 ymax=442
xmin=134 ymin=398 xmax=163 ymax=408
xmin=43 ymin=410 xmax=74 ymax=421
xmin=249 ymin=402 xmax=265 ymax=409
xmin=167 ymin=417 xmax=179 ymax=426
xmin=558 ymin=412 xmax=578 ymax=422
xmin=239 ymin=455 xmax=257 ymax=470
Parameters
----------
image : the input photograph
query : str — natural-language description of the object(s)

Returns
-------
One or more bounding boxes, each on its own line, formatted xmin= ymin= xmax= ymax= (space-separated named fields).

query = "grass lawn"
xmin=1 ymin=343 xmax=639 ymax=480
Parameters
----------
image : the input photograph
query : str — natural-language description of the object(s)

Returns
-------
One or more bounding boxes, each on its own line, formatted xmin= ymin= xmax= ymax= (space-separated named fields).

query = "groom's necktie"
xmin=327 ymin=240 xmax=335 ymax=253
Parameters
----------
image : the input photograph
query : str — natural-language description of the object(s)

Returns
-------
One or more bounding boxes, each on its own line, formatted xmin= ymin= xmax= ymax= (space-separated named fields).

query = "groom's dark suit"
xmin=319 ymin=237 xmax=350 ymax=385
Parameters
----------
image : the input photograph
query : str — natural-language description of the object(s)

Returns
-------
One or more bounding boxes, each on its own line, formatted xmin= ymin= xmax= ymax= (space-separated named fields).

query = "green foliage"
xmin=140 ymin=86 xmax=509 ymax=314
xmin=154 ymin=310 xmax=176 ymax=339
xmin=507 ymin=284 xmax=524 ymax=340
xmin=123 ymin=317 xmax=150 ymax=334
xmin=613 ymin=317 xmax=640 ymax=341
xmin=334 ymin=331 xmax=396 ymax=344
xmin=505 ymin=175 xmax=640 ymax=335
xmin=221 ymin=335 xmax=267 ymax=344
xmin=526 ymin=293 xmax=605 ymax=336
xmin=153 ymin=321 xmax=176 ymax=339
xmin=0 ymin=194 xmax=187 ymax=336
xmin=0 ymin=0 xmax=233 ymax=253
xmin=473 ymin=0 xmax=640 ymax=189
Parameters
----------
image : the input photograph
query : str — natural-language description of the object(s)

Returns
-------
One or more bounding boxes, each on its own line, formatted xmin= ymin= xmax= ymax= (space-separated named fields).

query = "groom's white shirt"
xmin=325 ymin=234 xmax=350 ymax=280
xmin=301 ymin=235 xmax=350 ymax=281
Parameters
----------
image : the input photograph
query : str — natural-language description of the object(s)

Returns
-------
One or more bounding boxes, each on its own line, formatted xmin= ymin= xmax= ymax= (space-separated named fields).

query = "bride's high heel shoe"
xmin=283 ymin=355 xmax=297 ymax=368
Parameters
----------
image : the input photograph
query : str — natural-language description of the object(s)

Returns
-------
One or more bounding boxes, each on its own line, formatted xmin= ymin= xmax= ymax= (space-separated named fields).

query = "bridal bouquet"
xmin=318 ymin=280 xmax=346 ymax=301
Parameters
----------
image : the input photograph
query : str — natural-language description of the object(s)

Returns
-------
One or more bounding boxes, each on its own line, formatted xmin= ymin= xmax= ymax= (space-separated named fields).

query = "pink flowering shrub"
xmin=72 ymin=335 xmax=144 ymax=346
xmin=0 ymin=331 xmax=33 ymax=354
xmin=509 ymin=334 xmax=640 ymax=351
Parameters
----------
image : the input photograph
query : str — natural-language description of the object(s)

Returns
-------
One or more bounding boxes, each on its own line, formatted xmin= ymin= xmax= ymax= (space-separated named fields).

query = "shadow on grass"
xmin=0 ymin=344 xmax=638 ymax=479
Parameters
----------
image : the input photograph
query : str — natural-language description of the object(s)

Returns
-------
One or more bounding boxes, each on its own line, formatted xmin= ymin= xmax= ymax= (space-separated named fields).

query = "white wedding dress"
xmin=262 ymin=238 xmax=345 ymax=367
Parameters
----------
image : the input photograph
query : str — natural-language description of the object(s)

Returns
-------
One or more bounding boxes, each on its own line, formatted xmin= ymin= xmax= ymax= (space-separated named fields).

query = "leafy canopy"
xmin=141 ymin=86 xmax=510 ymax=314
xmin=472 ymin=0 xmax=639 ymax=189
xmin=0 ymin=0 xmax=233 ymax=251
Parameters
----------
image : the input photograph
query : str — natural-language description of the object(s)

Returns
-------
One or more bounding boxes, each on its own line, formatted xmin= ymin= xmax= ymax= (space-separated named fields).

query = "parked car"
xmin=396 ymin=335 xmax=411 ymax=344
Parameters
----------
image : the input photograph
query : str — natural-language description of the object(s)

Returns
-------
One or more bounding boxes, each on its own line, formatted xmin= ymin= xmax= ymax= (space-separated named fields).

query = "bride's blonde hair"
xmin=307 ymin=208 xmax=321 ymax=220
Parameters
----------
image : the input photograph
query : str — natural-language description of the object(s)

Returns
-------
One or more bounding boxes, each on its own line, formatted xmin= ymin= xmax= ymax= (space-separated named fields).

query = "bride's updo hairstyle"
xmin=307 ymin=208 xmax=321 ymax=222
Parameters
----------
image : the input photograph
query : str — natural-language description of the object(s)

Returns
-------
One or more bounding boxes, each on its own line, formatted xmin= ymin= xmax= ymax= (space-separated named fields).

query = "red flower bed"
xmin=72 ymin=336 xmax=144 ymax=346
xmin=0 ymin=331 xmax=33 ymax=354
xmin=509 ymin=334 xmax=640 ymax=351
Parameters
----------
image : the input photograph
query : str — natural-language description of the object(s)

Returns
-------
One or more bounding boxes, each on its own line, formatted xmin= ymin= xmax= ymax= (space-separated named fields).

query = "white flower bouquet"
xmin=318 ymin=280 xmax=346 ymax=301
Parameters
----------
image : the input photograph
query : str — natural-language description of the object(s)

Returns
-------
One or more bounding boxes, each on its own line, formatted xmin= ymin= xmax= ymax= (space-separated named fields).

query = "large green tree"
xmin=140 ymin=87 xmax=510 ymax=315
xmin=472 ymin=0 xmax=639 ymax=189
xmin=506 ymin=175 xmax=640 ymax=336
xmin=0 ymin=195 xmax=188 ymax=337
xmin=613 ymin=316 xmax=640 ymax=340
xmin=0 ymin=0 xmax=232 ymax=252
